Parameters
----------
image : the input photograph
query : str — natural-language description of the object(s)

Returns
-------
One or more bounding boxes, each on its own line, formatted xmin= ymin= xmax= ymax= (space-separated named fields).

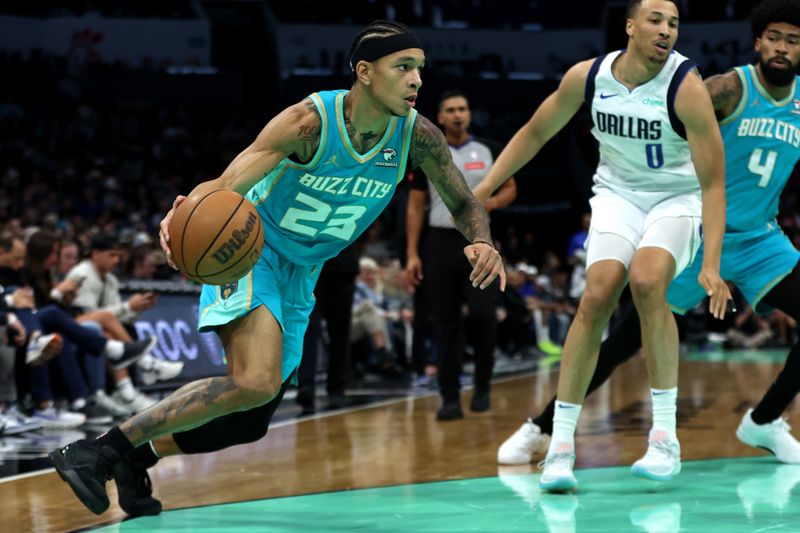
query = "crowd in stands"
xmin=0 ymin=227 xmax=184 ymax=436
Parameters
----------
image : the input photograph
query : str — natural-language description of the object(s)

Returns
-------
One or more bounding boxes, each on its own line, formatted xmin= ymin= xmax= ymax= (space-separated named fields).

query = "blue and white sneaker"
xmin=538 ymin=442 xmax=577 ymax=492
xmin=1 ymin=405 xmax=44 ymax=434
xmin=31 ymin=406 xmax=86 ymax=430
xmin=631 ymin=430 xmax=681 ymax=481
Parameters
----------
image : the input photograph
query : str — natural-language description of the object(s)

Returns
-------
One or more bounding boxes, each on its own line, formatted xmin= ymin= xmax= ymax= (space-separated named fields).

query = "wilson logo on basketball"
xmin=212 ymin=212 xmax=258 ymax=264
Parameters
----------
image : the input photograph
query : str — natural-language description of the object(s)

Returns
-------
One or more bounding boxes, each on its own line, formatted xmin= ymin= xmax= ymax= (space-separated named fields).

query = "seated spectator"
xmin=12 ymin=231 xmax=155 ymax=426
xmin=67 ymin=234 xmax=183 ymax=388
xmin=350 ymin=257 xmax=403 ymax=377
xmin=57 ymin=239 xmax=81 ymax=279
xmin=0 ymin=235 xmax=62 ymax=366
xmin=126 ymin=244 xmax=160 ymax=280
xmin=0 ymin=278 xmax=45 ymax=434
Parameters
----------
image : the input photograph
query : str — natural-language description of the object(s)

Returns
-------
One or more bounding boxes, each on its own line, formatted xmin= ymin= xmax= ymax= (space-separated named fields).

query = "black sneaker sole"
xmin=49 ymin=450 xmax=110 ymax=515
xmin=123 ymin=499 xmax=163 ymax=517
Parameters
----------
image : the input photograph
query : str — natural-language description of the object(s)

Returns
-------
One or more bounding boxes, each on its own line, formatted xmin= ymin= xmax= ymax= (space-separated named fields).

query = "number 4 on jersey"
xmin=748 ymin=148 xmax=778 ymax=188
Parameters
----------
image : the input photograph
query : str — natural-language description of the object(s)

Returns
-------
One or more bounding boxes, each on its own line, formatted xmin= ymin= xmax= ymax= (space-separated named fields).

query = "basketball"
xmin=168 ymin=189 xmax=264 ymax=285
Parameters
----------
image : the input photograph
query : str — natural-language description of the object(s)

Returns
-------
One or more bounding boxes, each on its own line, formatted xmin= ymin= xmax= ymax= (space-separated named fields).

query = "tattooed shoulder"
xmin=410 ymin=114 xmax=449 ymax=170
xmin=705 ymin=70 xmax=743 ymax=119
xmin=292 ymin=98 xmax=323 ymax=163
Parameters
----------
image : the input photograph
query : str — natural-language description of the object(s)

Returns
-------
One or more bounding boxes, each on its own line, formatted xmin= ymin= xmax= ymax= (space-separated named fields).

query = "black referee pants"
xmin=425 ymin=228 xmax=499 ymax=404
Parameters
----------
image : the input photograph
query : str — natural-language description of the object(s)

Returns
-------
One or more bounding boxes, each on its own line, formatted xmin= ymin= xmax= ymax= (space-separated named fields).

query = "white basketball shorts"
xmin=584 ymin=187 xmax=702 ymax=279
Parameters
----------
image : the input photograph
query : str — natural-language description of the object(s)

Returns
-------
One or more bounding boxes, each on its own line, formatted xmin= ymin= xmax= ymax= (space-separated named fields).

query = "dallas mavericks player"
xmin=497 ymin=0 xmax=800 ymax=472
xmin=475 ymin=0 xmax=729 ymax=491
xmin=50 ymin=20 xmax=505 ymax=517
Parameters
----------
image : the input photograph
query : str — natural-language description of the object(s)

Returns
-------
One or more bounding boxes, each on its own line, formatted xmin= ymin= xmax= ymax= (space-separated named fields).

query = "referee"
xmin=406 ymin=90 xmax=517 ymax=420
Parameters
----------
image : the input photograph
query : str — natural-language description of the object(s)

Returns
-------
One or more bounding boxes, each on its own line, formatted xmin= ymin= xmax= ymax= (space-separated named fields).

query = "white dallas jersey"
xmin=587 ymin=49 xmax=700 ymax=208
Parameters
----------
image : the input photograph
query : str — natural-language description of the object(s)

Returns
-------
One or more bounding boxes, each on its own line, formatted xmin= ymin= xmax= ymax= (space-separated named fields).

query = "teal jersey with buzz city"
xmin=722 ymin=65 xmax=800 ymax=232
xmin=246 ymin=90 xmax=417 ymax=265
xmin=668 ymin=66 xmax=800 ymax=315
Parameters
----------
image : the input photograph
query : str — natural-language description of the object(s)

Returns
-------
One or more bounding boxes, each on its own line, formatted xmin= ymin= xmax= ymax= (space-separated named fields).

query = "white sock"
xmin=117 ymin=377 xmax=136 ymax=401
xmin=548 ymin=400 xmax=582 ymax=454
xmin=651 ymin=387 xmax=678 ymax=438
xmin=105 ymin=339 xmax=125 ymax=360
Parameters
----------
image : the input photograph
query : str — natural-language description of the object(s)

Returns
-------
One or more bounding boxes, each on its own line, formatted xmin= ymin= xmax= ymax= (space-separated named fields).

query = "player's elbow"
xmin=697 ymin=171 xmax=726 ymax=197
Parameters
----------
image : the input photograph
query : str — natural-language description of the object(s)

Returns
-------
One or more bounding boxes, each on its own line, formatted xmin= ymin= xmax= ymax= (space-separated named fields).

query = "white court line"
xmin=0 ymin=369 xmax=547 ymax=484
xmin=0 ymin=467 xmax=55 ymax=484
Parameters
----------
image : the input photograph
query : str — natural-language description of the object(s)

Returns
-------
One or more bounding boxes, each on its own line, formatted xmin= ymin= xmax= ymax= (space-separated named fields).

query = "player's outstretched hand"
xmin=464 ymin=241 xmax=506 ymax=291
xmin=159 ymin=195 xmax=187 ymax=270
xmin=698 ymin=267 xmax=732 ymax=320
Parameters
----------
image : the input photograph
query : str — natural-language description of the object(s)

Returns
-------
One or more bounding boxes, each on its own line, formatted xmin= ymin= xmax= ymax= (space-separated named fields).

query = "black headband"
xmin=350 ymin=33 xmax=424 ymax=71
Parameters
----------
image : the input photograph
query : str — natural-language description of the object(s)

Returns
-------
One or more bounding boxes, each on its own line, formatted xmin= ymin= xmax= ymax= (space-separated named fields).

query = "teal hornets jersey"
xmin=246 ymin=90 xmax=417 ymax=265
xmin=721 ymin=65 xmax=800 ymax=232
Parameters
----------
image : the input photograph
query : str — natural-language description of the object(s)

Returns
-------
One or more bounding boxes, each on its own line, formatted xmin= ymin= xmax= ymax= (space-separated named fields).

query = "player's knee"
xmin=578 ymin=289 xmax=617 ymax=322
xmin=233 ymin=374 xmax=282 ymax=409
xmin=629 ymin=273 xmax=667 ymax=307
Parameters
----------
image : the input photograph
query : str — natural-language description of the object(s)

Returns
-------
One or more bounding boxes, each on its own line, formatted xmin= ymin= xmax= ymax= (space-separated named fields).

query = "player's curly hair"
xmin=750 ymin=0 xmax=800 ymax=38
xmin=626 ymin=0 xmax=679 ymax=19
xmin=348 ymin=20 xmax=413 ymax=72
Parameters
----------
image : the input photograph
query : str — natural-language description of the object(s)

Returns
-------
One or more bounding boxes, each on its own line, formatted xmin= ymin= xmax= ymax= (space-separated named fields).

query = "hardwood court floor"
xmin=1 ymin=350 xmax=795 ymax=532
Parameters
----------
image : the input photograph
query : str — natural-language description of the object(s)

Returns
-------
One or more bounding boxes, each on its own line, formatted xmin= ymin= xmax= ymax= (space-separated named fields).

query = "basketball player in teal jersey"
xmin=475 ymin=0 xmax=730 ymax=492
xmin=49 ymin=21 xmax=506 ymax=517
xmin=498 ymin=0 xmax=800 ymax=473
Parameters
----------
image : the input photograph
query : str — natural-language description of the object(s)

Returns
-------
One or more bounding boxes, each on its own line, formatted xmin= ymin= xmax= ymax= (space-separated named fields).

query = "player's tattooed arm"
xmin=293 ymin=99 xmax=323 ymax=163
xmin=410 ymin=115 xmax=492 ymax=244
xmin=208 ymin=98 xmax=322 ymax=194
xmin=704 ymin=70 xmax=743 ymax=121
xmin=410 ymin=115 xmax=506 ymax=290
xmin=160 ymin=98 xmax=320 ymax=269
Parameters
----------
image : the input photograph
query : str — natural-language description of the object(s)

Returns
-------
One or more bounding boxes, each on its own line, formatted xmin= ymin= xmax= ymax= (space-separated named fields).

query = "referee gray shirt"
xmin=423 ymin=137 xmax=498 ymax=229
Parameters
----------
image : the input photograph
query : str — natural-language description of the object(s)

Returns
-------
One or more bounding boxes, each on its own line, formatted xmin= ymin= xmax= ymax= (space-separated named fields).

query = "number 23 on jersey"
xmin=279 ymin=192 xmax=367 ymax=241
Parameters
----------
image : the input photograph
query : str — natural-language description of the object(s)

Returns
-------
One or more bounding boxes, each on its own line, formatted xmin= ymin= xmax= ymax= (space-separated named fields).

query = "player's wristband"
xmin=471 ymin=239 xmax=495 ymax=249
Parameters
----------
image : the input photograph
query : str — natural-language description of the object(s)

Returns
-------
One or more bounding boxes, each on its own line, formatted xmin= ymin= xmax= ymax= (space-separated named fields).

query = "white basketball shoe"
xmin=736 ymin=408 xmax=800 ymax=464
xmin=538 ymin=442 xmax=577 ymax=492
xmin=631 ymin=429 xmax=682 ymax=481
xmin=498 ymin=419 xmax=550 ymax=465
